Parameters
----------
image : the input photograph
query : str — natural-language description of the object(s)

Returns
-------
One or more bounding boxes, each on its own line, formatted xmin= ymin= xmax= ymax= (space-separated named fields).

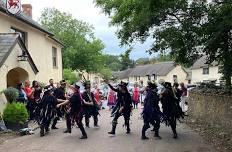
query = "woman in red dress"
xmin=132 ymin=83 xmax=140 ymax=109
xmin=107 ymin=88 xmax=116 ymax=110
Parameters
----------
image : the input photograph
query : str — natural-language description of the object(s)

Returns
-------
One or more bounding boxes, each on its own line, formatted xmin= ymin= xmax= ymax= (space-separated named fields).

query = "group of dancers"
xmin=32 ymin=79 xmax=186 ymax=140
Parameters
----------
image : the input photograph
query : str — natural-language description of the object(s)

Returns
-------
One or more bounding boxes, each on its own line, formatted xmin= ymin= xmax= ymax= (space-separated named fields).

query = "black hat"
xmin=165 ymin=82 xmax=172 ymax=88
xmin=44 ymin=85 xmax=53 ymax=93
xmin=119 ymin=81 xmax=128 ymax=87
xmin=73 ymin=82 xmax=80 ymax=90
xmin=60 ymin=80 xmax=66 ymax=85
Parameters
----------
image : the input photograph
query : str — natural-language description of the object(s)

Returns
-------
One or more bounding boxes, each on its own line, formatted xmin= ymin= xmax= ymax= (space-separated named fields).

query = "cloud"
xmin=21 ymin=0 xmax=153 ymax=59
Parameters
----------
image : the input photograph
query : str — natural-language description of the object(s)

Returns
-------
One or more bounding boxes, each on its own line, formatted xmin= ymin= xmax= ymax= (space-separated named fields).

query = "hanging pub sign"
xmin=6 ymin=0 xmax=22 ymax=15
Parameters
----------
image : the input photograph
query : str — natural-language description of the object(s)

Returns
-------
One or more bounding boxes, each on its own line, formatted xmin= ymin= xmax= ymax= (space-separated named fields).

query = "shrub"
xmin=38 ymin=82 xmax=46 ymax=88
xmin=3 ymin=102 xmax=28 ymax=125
xmin=63 ymin=69 xmax=80 ymax=84
xmin=3 ymin=87 xmax=19 ymax=103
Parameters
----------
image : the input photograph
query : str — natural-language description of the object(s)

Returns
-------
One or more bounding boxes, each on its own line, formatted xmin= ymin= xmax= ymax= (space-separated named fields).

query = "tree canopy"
xmin=95 ymin=0 xmax=232 ymax=88
xmin=119 ymin=48 xmax=135 ymax=70
xmin=39 ymin=8 xmax=105 ymax=73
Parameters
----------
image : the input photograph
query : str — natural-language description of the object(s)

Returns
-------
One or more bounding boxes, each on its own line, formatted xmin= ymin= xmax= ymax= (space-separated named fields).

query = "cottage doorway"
xmin=7 ymin=67 xmax=29 ymax=87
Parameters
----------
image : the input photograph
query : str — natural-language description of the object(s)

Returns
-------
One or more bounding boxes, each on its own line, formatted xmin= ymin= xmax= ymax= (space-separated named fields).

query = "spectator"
xmin=24 ymin=80 xmax=35 ymax=120
xmin=180 ymin=82 xmax=188 ymax=112
xmin=132 ymin=83 xmax=140 ymax=109
xmin=16 ymin=82 xmax=27 ymax=103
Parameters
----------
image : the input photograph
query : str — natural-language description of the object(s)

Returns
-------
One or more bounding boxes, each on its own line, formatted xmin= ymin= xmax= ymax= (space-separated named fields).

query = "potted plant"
xmin=3 ymin=102 xmax=28 ymax=131
xmin=2 ymin=87 xmax=19 ymax=103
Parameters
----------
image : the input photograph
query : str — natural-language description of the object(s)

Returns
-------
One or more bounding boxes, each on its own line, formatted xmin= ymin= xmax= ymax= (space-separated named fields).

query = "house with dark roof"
xmin=114 ymin=62 xmax=188 ymax=86
xmin=191 ymin=56 xmax=222 ymax=84
xmin=0 ymin=2 xmax=63 ymax=90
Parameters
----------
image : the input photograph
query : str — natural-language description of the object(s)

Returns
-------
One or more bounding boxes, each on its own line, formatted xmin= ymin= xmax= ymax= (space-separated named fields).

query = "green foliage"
xmin=119 ymin=48 xmax=135 ymax=70
xmin=135 ymin=58 xmax=150 ymax=65
xmin=38 ymin=82 xmax=46 ymax=88
xmin=63 ymin=69 xmax=80 ymax=84
xmin=39 ymin=8 xmax=105 ymax=72
xmin=99 ymin=67 xmax=112 ymax=80
xmin=102 ymin=54 xmax=122 ymax=71
xmin=135 ymin=53 xmax=173 ymax=65
xmin=95 ymin=0 xmax=232 ymax=88
xmin=3 ymin=87 xmax=19 ymax=103
xmin=3 ymin=102 xmax=28 ymax=125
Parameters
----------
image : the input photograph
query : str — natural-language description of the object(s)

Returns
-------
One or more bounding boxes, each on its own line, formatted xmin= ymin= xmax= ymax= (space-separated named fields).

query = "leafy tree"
xmin=39 ymin=8 xmax=105 ymax=72
xmin=95 ymin=0 xmax=232 ymax=88
xmin=102 ymin=54 xmax=122 ymax=71
xmin=63 ymin=69 xmax=80 ymax=84
xmin=135 ymin=58 xmax=150 ymax=65
xmin=99 ymin=67 xmax=112 ymax=80
xmin=119 ymin=48 xmax=135 ymax=70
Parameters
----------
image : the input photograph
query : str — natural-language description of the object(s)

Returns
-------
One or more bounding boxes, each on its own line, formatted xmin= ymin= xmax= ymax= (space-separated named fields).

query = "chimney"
xmin=22 ymin=4 xmax=32 ymax=18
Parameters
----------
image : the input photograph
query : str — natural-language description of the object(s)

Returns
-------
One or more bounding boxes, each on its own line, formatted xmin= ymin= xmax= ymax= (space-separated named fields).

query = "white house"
xmin=114 ymin=62 xmax=188 ymax=86
xmin=0 ymin=2 xmax=63 ymax=91
xmin=191 ymin=56 xmax=222 ymax=84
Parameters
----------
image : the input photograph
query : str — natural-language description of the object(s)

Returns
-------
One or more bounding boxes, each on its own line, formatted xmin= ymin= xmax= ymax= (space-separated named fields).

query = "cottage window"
xmin=203 ymin=67 xmax=209 ymax=75
xmin=173 ymin=75 xmax=178 ymax=83
xmin=52 ymin=47 xmax=58 ymax=68
xmin=10 ymin=27 xmax=27 ymax=46
xmin=153 ymin=74 xmax=156 ymax=80
xmin=218 ymin=66 xmax=223 ymax=73
xmin=147 ymin=75 xmax=151 ymax=81
xmin=135 ymin=77 xmax=138 ymax=81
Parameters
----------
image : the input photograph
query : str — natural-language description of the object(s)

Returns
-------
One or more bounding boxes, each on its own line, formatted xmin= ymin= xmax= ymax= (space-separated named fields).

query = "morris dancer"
xmin=141 ymin=82 xmax=163 ymax=140
xmin=57 ymin=83 xmax=87 ymax=139
xmin=106 ymin=81 xmax=132 ymax=135
xmin=82 ymin=81 xmax=100 ymax=127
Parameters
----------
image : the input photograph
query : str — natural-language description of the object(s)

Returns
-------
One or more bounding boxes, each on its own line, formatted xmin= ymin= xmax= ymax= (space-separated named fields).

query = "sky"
xmin=21 ymin=0 xmax=154 ymax=60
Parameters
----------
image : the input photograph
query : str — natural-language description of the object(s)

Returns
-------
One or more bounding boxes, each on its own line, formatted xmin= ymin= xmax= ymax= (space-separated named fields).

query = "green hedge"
xmin=3 ymin=87 xmax=19 ymax=103
xmin=3 ymin=102 xmax=28 ymax=125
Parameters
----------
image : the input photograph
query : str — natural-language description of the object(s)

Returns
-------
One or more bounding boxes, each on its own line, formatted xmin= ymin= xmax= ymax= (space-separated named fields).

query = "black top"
xmin=54 ymin=87 xmax=66 ymax=100
xmin=82 ymin=91 xmax=97 ymax=106
xmin=70 ymin=93 xmax=82 ymax=113
xmin=108 ymin=84 xmax=132 ymax=113
xmin=33 ymin=86 xmax=42 ymax=100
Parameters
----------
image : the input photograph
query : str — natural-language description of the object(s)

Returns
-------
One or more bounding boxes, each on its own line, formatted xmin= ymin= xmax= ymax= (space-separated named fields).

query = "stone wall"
xmin=187 ymin=93 xmax=232 ymax=151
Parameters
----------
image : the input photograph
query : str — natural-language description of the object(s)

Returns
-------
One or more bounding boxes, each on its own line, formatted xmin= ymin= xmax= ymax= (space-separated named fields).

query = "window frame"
xmin=10 ymin=27 xmax=28 ymax=47
xmin=202 ymin=67 xmax=209 ymax=75
xmin=52 ymin=47 xmax=58 ymax=68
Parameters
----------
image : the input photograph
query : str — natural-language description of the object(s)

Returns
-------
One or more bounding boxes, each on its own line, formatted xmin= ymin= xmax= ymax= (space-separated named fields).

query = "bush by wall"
xmin=3 ymin=102 xmax=28 ymax=125
xmin=2 ymin=87 xmax=19 ymax=103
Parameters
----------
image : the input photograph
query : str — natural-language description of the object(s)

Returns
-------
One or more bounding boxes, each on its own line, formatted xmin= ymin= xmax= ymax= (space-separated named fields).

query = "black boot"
xmin=154 ymin=130 xmax=162 ymax=139
xmin=40 ymin=126 xmax=45 ymax=137
xmin=63 ymin=129 xmax=71 ymax=133
xmin=51 ymin=117 xmax=59 ymax=129
xmin=108 ymin=123 xmax=117 ymax=135
xmin=126 ymin=124 xmax=131 ymax=134
xmin=45 ymin=126 xmax=50 ymax=132
xmin=94 ymin=116 xmax=99 ymax=127
xmin=141 ymin=125 xmax=149 ymax=140
xmin=173 ymin=130 xmax=178 ymax=139
xmin=85 ymin=118 xmax=90 ymax=128
xmin=79 ymin=125 xmax=87 ymax=139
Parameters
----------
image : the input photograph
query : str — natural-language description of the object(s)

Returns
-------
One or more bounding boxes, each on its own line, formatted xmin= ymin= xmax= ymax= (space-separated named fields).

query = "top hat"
xmin=165 ymin=82 xmax=172 ymax=88
xmin=60 ymin=80 xmax=66 ymax=85
xmin=119 ymin=81 xmax=128 ymax=87
xmin=83 ymin=80 xmax=91 ymax=88
xmin=44 ymin=85 xmax=53 ymax=93
xmin=73 ymin=82 xmax=80 ymax=90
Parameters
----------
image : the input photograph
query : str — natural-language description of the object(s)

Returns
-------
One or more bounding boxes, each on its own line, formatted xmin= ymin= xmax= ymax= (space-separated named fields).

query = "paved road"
xmin=0 ymin=109 xmax=216 ymax=152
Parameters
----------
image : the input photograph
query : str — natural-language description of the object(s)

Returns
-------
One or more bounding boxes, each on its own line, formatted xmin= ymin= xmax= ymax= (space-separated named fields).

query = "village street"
xmin=0 ymin=109 xmax=216 ymax=152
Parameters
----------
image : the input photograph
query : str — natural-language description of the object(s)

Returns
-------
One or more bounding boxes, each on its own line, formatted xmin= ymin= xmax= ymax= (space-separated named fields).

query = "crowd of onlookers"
xmin=13 ymin=79 xmax=188 ymax=121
